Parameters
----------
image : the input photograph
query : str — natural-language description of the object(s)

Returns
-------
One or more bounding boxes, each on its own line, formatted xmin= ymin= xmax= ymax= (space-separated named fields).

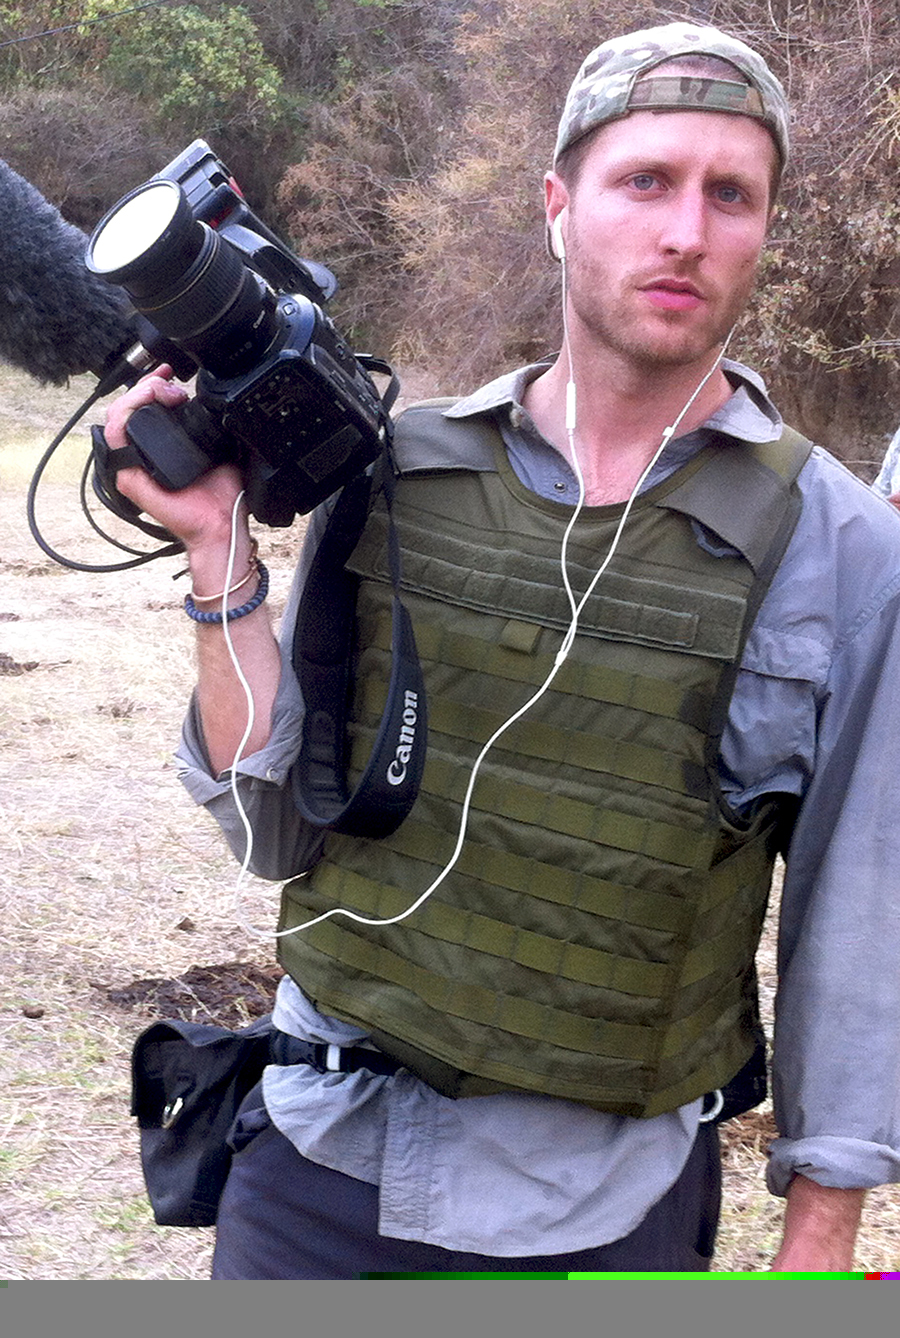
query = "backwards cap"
xmin=554 ymin=22 xmax=789 ymax=167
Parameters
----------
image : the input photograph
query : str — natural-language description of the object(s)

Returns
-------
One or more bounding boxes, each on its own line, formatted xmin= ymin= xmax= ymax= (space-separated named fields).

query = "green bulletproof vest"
xmin=278 ymin=405 xmax=811 ymax=1118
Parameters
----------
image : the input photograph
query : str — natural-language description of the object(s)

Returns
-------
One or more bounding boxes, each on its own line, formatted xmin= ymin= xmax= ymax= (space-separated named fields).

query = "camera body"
xmin=87 ymin=140 xmax=394 ymax=526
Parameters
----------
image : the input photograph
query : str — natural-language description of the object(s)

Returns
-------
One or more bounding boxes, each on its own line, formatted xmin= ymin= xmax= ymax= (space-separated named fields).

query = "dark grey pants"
xmin=210 ymin=1089 xmax=722 ymax=1278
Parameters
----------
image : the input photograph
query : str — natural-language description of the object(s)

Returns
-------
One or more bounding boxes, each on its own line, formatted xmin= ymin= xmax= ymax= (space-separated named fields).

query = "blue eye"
xmin=630 ymin=174 xmax=657 ymax=191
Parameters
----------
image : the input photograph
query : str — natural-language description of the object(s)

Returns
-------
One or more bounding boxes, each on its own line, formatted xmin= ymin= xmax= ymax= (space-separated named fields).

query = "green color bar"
xmin=568 ymin=1271 xmax=866 ymax=1279
xmin=361 ymin=1271 xmax=868 ymax=1279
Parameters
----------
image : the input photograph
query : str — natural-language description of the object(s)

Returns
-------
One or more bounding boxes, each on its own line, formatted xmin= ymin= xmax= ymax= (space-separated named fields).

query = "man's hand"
xmin=770 ymin=1175 xmax=865 ymax=1272
xmin=104 ymin=367 xmax=282 ymax=774
xmin=103 ymin=367 xmax=246 ymax=559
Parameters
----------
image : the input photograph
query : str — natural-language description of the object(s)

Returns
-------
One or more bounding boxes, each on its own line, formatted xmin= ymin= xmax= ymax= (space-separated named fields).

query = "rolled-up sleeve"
xmin=765 ymin=530 xmax=900 ymax=1193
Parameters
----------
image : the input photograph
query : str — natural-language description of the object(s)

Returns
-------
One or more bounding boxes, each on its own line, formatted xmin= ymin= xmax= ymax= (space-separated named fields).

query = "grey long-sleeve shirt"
xmin=177 ymin=360 xmax=900 ymax=1254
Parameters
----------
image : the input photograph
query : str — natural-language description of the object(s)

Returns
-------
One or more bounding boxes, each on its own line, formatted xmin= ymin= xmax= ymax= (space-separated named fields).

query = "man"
xmin=105 ymin=23 xmax=900 ymax=1274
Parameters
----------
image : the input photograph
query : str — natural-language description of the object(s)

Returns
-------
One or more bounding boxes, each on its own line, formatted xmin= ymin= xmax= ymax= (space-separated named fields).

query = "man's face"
xmin=548 ymin=109 xmax=776 ymax=374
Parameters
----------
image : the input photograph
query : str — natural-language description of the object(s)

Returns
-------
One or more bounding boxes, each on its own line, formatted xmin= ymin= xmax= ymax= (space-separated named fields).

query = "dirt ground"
xmin=1 ymin=365 xmax=898 ymax=1277
xmin=0 ymin=366 xmax=305 ymax=1278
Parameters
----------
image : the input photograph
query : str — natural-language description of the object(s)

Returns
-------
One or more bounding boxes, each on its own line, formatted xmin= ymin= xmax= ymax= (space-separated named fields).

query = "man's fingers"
xmin=104 ymin=368 xmax=188 ymax=449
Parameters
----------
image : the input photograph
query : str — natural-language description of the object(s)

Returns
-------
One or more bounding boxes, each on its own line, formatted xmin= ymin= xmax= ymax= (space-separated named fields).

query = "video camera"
xmin=86 ymin=139 xmax=396 ymax=529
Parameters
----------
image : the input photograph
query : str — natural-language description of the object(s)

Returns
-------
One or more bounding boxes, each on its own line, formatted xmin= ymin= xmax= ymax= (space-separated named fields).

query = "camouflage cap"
xmin=554 ymin=22 xmax=789 ymax=167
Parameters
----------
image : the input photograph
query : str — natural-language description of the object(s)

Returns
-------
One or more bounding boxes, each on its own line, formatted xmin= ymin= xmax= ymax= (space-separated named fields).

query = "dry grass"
xmin=0 ymin=365 xmax=304 ymax=1278
xmin=1 ymin=363 xmax=898 ymax=1276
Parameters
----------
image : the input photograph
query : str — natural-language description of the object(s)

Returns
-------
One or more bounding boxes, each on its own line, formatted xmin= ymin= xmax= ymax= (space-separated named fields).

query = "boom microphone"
xmin=0 ymin=158 xmax=171 ymax=390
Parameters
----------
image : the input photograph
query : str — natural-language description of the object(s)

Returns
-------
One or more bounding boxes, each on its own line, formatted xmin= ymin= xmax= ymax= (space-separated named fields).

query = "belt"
xmin=269 ymin=1030 xmax=405 ymax=1078
xmin=271 ymin=1033 xmax=753 ymax=1124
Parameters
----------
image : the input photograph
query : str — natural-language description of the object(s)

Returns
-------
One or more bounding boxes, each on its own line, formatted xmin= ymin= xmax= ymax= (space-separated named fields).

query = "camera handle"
xmin=88 ymin=399 xmax=231 ymax=545
xmin=93 ymin=399 xmax=225 ymax=495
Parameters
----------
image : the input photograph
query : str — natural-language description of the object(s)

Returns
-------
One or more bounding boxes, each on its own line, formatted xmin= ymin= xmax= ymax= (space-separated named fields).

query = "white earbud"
xmin=552 ymin=213 xmax=566 ymax=260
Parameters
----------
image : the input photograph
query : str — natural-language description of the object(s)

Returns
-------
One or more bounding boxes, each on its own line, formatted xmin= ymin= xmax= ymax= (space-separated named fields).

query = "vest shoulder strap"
xmin=661 ymin=425 xmax=812 ymax=574
xmin=392 ymin=399 xmax=496 ymax=473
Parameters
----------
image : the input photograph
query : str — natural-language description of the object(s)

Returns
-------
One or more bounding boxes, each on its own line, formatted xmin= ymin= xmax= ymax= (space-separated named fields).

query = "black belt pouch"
xmin=131 ymin=1016 xmax=274 ymax=1227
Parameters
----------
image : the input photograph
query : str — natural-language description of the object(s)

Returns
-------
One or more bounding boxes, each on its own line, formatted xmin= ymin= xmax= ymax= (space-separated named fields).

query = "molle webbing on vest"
xmin=279 ymin=410 xmax=810 ymax=1117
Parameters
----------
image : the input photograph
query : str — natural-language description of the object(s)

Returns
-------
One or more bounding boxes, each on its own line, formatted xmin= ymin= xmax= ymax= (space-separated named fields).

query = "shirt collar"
xmin=444 ymin=357 xmax=783 ymax=446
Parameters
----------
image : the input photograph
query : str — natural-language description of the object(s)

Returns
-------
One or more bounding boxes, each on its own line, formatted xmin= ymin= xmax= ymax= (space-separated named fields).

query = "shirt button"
xmin=554 ymin=480 xmax=567 ymax=492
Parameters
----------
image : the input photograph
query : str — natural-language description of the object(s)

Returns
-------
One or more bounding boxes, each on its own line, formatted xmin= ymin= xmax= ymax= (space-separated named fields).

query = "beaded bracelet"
xmin=183 ymin=562 xmax=270 ymax=624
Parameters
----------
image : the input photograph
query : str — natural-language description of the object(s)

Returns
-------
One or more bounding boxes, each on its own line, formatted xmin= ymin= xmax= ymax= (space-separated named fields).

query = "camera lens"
xmin=87 ymin=180 xmax=194 ymax=286
xmin=87 ymin=179 xmax=279 ymax=377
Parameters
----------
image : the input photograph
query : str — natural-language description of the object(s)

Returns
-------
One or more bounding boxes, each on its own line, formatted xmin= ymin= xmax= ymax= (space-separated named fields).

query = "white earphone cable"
xmin=222 ymin=248 xmax=734 ymax=939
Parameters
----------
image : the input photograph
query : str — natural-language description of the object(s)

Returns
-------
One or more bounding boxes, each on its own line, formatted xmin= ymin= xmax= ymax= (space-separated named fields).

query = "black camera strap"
xmin=289 ymin=448 xmax=427 ymax=838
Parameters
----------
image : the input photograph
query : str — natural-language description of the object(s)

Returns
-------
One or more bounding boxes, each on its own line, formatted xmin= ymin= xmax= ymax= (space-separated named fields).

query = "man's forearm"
xmin=188 ymin=539 xmax=283 ymax=776
xmin=194 ymin=608 xmax=283 ymax=775
xmin=770 ymin=1174 xmax=865 ymax=1272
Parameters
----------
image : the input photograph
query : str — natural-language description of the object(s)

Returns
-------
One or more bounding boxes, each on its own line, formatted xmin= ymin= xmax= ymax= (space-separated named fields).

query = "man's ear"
xmin=544 ymin=171 xmax=569 ymax=262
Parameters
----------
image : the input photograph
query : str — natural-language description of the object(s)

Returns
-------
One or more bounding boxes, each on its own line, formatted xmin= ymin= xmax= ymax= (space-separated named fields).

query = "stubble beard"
xmin=566 ymin=253 xmax=757 ymax=375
